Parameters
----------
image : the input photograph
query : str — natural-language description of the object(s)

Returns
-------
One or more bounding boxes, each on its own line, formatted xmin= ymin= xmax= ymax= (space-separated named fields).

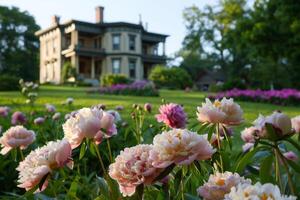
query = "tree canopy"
xmin=0 ymin=6 xmax=40 ymax=81
xmin=180 ymin=0 xmax=300 ymax=89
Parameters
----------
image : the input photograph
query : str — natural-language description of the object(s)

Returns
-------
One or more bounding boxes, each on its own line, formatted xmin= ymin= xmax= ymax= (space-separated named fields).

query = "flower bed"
xmin=209 ymin=88 xmax=300 ymax=105
xmin=97 ymin=80 xmax=159 ymax=96
xmin=0 ymin=97 xmax=300 ymax=199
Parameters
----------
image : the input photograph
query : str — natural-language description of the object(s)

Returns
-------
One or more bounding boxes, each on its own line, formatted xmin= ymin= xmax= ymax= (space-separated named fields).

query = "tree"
xmin=0 ymin=6 xmax=40 ymax=81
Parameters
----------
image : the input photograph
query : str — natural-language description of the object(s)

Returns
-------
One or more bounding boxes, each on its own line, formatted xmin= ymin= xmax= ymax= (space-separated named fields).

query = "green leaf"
xmin=174 ymin=169 xmax=182 ymax=194
xmin=235 ymin=147 xmax=261 ymax=173
xmin=286 ymin=159 xmax=300 ymax=173
xmin=265 ymin=123 xmax=279 ymax=141
xmin=197 ymin=122 xmax=209 ymax=134
xmin=67 ymin=175 xmax=80 ymax=198
xmin=135 ymin=184 xmax=144 ymax=200
xmin=89 ymin=141 xmax=97 ymax=157
xmin=184 ymin=193 xmax=200 ymax=200
xmin=96 ymin=176 xmax=109 ymax=198
xmin=153 ymin=163 xmax=175 ymax=182
xmin=259 ymin=154 xmax=274 ymax=183
xmin=207 ymin=124 xmax=216 ymax=141
xmin=285 ymin=138 xmax=300 ymax=152
xmin=79 ymin=141 xmax=87 ymax=160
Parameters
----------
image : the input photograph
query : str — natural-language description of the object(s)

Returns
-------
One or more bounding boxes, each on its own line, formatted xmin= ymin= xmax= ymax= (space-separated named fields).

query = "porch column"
xmin=91 ymin=57 xmax=95 ymax=79
xmin=162 ymin=42 xmax=166 ymax=56
xmin=71 ymin=30 xmax=78 ymax=46
xmin=71 ymin=55 xmax=79 ymax=73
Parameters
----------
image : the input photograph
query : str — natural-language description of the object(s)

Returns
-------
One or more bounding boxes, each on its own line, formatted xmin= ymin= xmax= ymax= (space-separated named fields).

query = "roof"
xmin=35 ymin=19 xmax=169 ymax=38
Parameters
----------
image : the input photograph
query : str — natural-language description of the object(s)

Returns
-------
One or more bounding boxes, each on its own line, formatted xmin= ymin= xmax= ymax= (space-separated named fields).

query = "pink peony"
xmin=16 ymin=139 xmax=73 ymax=192
xmin=45 ymin=104 xmax=56 ymax=113
xmin=0 ymin=106 xmax=10 ymax=117
xmin=11 ymin=111 xmax=27 ymax=125
xmin=150 ymin=129 xmax=214 ymax=168
xmin=109 ymin=144 xmax=162 ymax=197
xmin=291 ymin=116 xmax=300 ymax=133
xmin=283 ymin=151 xmax=298 ymax=162
xmin=241 ymin=126 xmax=261 ymax=143
xmin=100 ymin=112 xmax=117 ymax=138
xmin=144 ymin=103 xmax=152 ymax=113
xmin=156 ymin=103 xmax=187 ymax=128
xmin=197 ymin=98 xmax=243 ymax=125
xmin=52 ymin=112 xmax=61 ymax=120
xmin=0 ymin=126 xmax=35 ymax=155
xmin=63 ymin=107 xmax=103 ymax=149
xmin=242 ymin=143 xmax=254 ymax=152
xmin=115 ymin=105 xmax=124 ymax=111
xmin=107 ymin=110 xmax=122 ymax=123
xmin=34 ymin=117 xmax=45 ymax=125
xmin=197 ymin=171 xmax=251 ymax=200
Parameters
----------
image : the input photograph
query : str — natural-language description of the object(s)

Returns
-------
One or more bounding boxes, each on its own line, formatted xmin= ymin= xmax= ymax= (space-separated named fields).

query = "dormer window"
xmin=112 ymin=34 xmax=121 ymax=50
xmin=129 ymin=34 xmax=136 ymax=51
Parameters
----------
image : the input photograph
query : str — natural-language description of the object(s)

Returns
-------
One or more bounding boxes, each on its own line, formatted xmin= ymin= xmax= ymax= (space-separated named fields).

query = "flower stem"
xmin=274 ymin=149 xmax=283 ymax=192
xmin=276 ymin=147 xmax=295 ymax=195
xmin=19 ymin=147 xmax=24 ymax=161
xmin=106 ymin=139 xmax=113 ymax=163
xmin=93 ymin=143 xmax=108 ymax=177
xmin=216 ymin=123 xmax=223 ymax=172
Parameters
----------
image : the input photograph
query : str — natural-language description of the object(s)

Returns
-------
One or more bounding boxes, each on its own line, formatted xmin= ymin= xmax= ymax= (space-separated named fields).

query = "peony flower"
xmin=0 ymin=126 xmax=35 ymax=155
xmin=242 ymin=143 xmax=254 ymax=152
xmin=150 ymin=129 xmax=214 ymax=168
xmin=115 ymin=105 xmax=124 ymax=111
xmin=11 ymin=111 xmax=27 ymax=125
xmin=66 ymin=97 xmax=74 ymax=105
xmin=109 ymin=144 xmax=162 ymax=197
xmin=197 ymin=98 xmax=243 ymax=125
xmin=253 ymin=112 xmax=292 ymax=139
xmin=100 ymin=112 xmax=117 ymax=138
xmin=0 ymin=106 xmax=10 ymax=117
xmin=144 ymin=103 xmax=152 ymax=113
xmin=16 ymin=139 xmax=73 ymax=192
xmin=283 ymin=151 xmax=298 ymax=162
xmin=241 ymin=126 xmax=261 ymax=143
xmin=156 ymin=103 xmax=187 ymax=128
xmin=45 ymin=104 xmax=56 ymax=113
xmin=63 ymin=107 xmax=103 ymax=149
xmin=52 ymin=112 xmax=61 ymax=120
xmin=197 ymin=171 xmax=251 ymax=200
xmin=224 ymin=182 xmax=296 ymax=200
xmin=34 ymin=117 xmax=45 ymax=125
xmin=107 ymin=110 xmax=122 ymax=123
xmin=291 ymin=116 xmax=300 ymax=133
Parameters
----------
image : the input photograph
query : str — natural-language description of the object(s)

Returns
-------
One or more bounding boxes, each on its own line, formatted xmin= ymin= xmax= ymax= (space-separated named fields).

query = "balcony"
xmin=142 ymin=53 xmax=167 ymax=63
xmin=62 ymin=45 xmax=105 ymax=57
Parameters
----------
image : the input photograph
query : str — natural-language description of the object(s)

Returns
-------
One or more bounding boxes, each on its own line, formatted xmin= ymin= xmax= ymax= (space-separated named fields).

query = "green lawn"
xmin=1 ymin=85 xmax=300 ymax=124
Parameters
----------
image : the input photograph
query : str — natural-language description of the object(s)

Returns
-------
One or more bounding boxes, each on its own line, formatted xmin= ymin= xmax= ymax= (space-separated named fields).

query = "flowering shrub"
xmin=0 ymin=98 xmax=299 ymax=199
xmin=97 ymin=80 xmax=159 ymax=96
xmin=210 ymin=88 xmax=300 ymax=105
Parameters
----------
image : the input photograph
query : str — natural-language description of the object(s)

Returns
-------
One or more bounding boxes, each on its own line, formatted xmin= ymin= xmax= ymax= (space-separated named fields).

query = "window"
xmin=153 ymin=45 xmax=158 ymax=55
xmin=112 ymin=34 xmax=121 ymax=50
xmin=112 ymin=58 xmax=121 ymax=74
xmin=45 ymin=40 xmax=49 ymax=56
xmin=79 ymin=39 xmax=85 ymax=47
xmin=129 ymin=59 xmax=136 ymax=78
xmin=53 ymin=38 xmax=57 ymax=53
xmin=129 ymin=35 xmax=136 ymax=51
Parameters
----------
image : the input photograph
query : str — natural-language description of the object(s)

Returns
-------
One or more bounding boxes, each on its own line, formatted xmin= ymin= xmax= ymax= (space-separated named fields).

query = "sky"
xmin=0 ymin=0 xmax=218 ymax=56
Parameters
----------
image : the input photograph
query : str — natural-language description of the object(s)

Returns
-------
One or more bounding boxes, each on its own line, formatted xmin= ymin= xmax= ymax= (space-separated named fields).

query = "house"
xmin=35 ymin=6 xmax=168 ymax=85
xmin=195 ymin=69 xmax=225 ymax=91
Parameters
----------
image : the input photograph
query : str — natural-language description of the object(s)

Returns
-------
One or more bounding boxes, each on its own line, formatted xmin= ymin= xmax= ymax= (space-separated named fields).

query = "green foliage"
xmin=181 ymin=0 xmax=300 ymax=89
xmin=100 ymin=74 xmax=129 ymax=87
xmin=149 ymin=65 xmax=193 ymax=89
xmin=0 ymin=74 xmax=20 ymax=91
xmin=0 ymin=6 xmax=40 ymax=81
xmin=61 ymin=62 xmax=76 ymax=83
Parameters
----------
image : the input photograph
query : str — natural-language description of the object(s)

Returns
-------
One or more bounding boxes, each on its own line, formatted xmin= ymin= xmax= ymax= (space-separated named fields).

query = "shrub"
xmin=100 ymin=74 xmax=130 ymax=87
xmin=148 ymin=66 xmax=193 ymax=89
xmin=61 ymin=62 xmax=76 ymax=83
xmin=98 ymin=80 xmax=159 ymax=96
xmin=0 ymin=74 xmax=20 ymax=91
xmin=222 ymin=79 xmax=246 ymax=91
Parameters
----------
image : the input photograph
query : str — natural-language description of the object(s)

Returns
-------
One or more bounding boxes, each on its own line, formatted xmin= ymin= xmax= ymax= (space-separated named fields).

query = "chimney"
xmin=95 ymin=6 xmax=104 ymax=23
xmin=51 ymin=15 xmax=60 ymax=26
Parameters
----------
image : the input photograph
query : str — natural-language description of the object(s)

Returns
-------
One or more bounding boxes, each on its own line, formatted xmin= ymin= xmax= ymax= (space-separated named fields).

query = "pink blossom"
xmin=150 ymin=129 xmax=214 ymax=168
xmin=109 ymin=144 xmax=162 ymax=197
xmin=242 ymin=143 xmax=254 ymax=152
xmin=291 ymin=116 xmax=300 ymax=133
xmin=100 ymin=112 xmax=117 ymax=138
xmin=241 ymin=127 xmax=261 ymax=143
xmin=156 ymin=103 xmax=187 ymax=128
xmin=52 ymin=112 xmax=61 ymax=120
xmin=45 ymin=104 xmax=56 ymax=113
xmin=144 ymin=103 xmax=152 ymax=113
xmin=11 ymin=111 xmax=27 ymax=125
xmin=0 ymin=106 xmax=10 ymax=117
xmin=16 ymin=139 xmax=73 ymax=192
xmin=34 ymin=117 xmax=45 ymax=125
xmin=283 ymin=151 xmax=298 ymax=162
xmin=0 ymin=126 xmax=35 ymax=155
xmin=115 ymin=105 xmax=124 ymax=111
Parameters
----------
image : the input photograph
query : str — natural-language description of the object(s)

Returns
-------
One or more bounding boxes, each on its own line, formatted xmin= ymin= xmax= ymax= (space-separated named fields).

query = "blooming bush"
xmin=0 ymin=98 xmax=299 ymax=199
xmin=210 ymin=88 xmax=300 ymax=105
xmin=96 ymin=80 xmax=159 ymax=96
